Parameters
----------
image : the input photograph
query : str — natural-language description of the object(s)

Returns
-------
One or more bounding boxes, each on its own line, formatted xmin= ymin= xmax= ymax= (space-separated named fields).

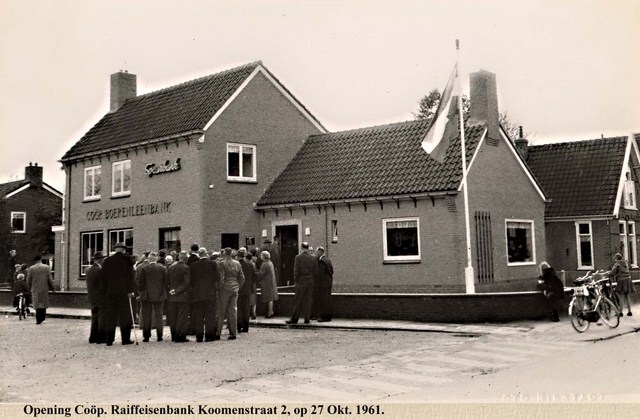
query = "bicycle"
xmin=569 ymin=271 xmax=621 ymax=333
xmin=15 ymin=293 xmax=29 ymax=321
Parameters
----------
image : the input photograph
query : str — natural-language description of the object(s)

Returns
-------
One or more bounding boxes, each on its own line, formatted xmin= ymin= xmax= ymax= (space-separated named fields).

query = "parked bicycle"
xmin=569 ymin=270 xmax=621 ymax=333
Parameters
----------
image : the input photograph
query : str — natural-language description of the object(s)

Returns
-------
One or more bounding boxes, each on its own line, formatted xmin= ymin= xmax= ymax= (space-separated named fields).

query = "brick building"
xmin=0 ymin=163 xmax=62 ymax=282
xmin=56 ymin=62 xmax=324 ymax=290
xmin=257 ymin=70 xmax=547 ymax=293
xmin=524 ymin=134 xmax=640 ymax=280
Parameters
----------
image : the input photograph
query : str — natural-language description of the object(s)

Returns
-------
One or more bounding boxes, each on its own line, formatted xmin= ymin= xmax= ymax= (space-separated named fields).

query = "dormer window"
xmin=624 ymin=168 xmax=636 ymax=210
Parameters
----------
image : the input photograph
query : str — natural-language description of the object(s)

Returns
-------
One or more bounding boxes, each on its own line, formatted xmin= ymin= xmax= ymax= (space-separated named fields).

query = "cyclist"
xmin=537 ymin=261 xmax=565 ymax=322
xmin=12 ymin=273 xmax=32 ymax=314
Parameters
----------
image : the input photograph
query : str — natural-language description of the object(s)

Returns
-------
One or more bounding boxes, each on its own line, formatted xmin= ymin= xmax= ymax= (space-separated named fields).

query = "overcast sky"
xmin=1 ymin=0 xmax=639 ymax=191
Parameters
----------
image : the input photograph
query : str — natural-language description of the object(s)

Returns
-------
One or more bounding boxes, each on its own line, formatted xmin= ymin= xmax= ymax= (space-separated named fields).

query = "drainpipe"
xmin=63 ymin=165 xmax=71 ymax=291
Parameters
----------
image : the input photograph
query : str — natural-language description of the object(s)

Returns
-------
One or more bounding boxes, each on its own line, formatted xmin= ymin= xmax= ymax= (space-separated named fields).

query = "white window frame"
xmin=80 ymin=231 xmax=104 ymax=276
xmin=109 ymin=228 xmax=133 ymax=254
xmin=10 ymin=211 xmax=26 ymax=233
xmin=624 ymin=166 xmax=637 ymax=210
xmin=575 ymin=221 xmax=594 ymax=270
xmin=505 ymin=219 xmax=536 ymax=266
xmin=382 ymin=217 xmax=421 ymax=262
xmin=226 ymin=143 xmax=257 ymax=182
xmin=331 ymin=220 xmax=338 ymax=243
xmin=619 ymin=220 xmax=628 ymax=262
xmin=111 ymin=160 xmax=131 ymax=197
xmin=83 ymin=165 xmax=102 ymax=201
xmin=629 ymin=221 xmax=638 ymax=268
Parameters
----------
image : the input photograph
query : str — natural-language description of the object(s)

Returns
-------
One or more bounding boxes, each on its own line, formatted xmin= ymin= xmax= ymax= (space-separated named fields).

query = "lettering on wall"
xmin=87 ymin=202 xmax=172 ymax=221
xmin=145 ymin=158 xmax=181 ymax=177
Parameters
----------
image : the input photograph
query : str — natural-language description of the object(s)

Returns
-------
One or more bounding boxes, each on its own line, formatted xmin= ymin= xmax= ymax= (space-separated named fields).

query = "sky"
xmin=1 ymin=0 xmax=639 ymax=192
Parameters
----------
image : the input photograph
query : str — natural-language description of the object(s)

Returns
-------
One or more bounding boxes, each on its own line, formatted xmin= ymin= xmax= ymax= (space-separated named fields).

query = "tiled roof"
xmin=257 ymin=119 xmax=486 ymax=206
xmin=526 ymin=136 xmax=628 ymax=218
xmin=0 ymin=180 xmax=29 ymax=199
xmin=62 ymin=62 xmax=263 ymax=161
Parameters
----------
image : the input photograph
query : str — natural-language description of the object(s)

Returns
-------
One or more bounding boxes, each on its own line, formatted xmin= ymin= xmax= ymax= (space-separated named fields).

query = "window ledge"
xmin=11 ymin=231 xmax=26 ymax=234
xmin=507 ymin=262 xmax=537 ymax=267
xmin=83 ymin=197 xmax=100 ymax=203
xmin=111 ymin=193 xmax=131 ymax=200
xmin=383 ymin=259 xmax=421 ymax=265
xmin=227 ymin=179 xmax=258 ymax=184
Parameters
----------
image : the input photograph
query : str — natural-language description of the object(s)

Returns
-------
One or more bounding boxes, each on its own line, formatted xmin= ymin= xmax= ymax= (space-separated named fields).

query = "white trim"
xmin=84 ymin=165 xmax=102 ymax=201
xmin=497 ymin=128 xmax=546 ymax=201
xmin=4 ymin=184 xmax=29 ymax=199
xmin=613 ymin=136 xmax=633 ymax=217
xmin=51 ymin=225 xmax=65 ymax=232
xmin=457 ymin=128 xmax=487 ymax=191
xmin=42 ymin=183 xmax=63 ymax=199
xmin=629 ymin=220 xmax=638 ymax=268
xmin=10 ymin=211 xmax=26 ymax=234
xmin=203 ymin=65 xmax=326 ymax=133
xmin=546 ymin=216 xmax=612 ymax=223
xmin=226 ymin=142 xmax=257 ymax=182
xmin=575 ymin=220 xmax=594 ymax=270
xmin=382 ymin=217 xmax=421 ymax=262
xmin=111 ymin=160 xmax=131 ymax=198
xmin=619 ymin=220 xmax=628 ymax=261
xmin=271 ymin=219 xmax=302 ymax=254
xmin=505 ymin=218 xmax=536 ymax=266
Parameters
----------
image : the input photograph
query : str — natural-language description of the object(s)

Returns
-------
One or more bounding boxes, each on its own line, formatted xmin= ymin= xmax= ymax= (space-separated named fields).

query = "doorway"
xmin=275 ymin=225 xmax=298 ymax=286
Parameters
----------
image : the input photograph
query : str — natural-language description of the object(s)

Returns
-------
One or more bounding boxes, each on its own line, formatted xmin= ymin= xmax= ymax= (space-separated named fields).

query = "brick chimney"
xmin=468 ymin=70 xmax=500 ymax=141
xmin=25 ymin=162 xmax=43 ymax=185
xmin=514 ymin=126 xmax=529 ymax=161
xmin=110 ymin=70 xmax=136 ymax=112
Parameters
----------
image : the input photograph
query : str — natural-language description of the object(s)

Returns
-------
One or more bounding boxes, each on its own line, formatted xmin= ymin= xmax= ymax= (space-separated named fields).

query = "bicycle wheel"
xmin=569 ymin=296 xmax=589 ymax=333
xmin=598 ymin=297 xmax=620 ymax=328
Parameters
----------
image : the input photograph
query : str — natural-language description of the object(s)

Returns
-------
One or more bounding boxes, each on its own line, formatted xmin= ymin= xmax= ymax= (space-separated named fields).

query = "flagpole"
xmin=457 ymin=39 xmax=475 ymax=294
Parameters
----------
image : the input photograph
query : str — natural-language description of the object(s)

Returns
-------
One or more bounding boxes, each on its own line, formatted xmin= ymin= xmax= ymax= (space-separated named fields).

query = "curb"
xmin=584 ymin=327 xmax=640 ymax=342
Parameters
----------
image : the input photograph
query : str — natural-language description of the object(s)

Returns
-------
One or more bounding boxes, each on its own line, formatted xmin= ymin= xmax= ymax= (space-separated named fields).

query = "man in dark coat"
xmin=537 ymin=261 xmax=565 ymax=322
xmin=7 ymin=249 xmax=17 ymax=284
xmin=189 ymin=247 xmax=219 ymax=342
xmin=187 ymin=243 xmax=200 ymax=266
xmin=286 ymin=242 xmax=317 ymax=325
xmin=101 ymin=242 xmax=136 ymax=346
xmin=86 ymin=251 xmax=107 ymax=343
xmin=138 ymin=252 xmax=168 ymax=342
xmin=237 ymin=248 xmax=256 ymax=333
xmin=167 ymin=252 xmax=191 ymax=342
xmin=313 ymin=246 xmax=334 ymax=322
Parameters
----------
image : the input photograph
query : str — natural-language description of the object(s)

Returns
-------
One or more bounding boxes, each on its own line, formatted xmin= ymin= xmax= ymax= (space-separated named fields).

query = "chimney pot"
xmin=25 ymin=163 xmax=43 ymax=185
xmin=110 ymin=71 xmax=137 ymax=112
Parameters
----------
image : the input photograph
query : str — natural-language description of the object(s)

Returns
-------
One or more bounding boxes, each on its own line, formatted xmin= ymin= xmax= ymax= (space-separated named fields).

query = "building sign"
xmin=145 ymin=158 xmax=181 ymax=177
xmin=87 ymin=201 xmax=172 ymax=221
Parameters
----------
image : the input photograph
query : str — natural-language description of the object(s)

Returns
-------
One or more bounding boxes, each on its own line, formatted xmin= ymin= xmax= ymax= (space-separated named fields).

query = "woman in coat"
xmin=256 ymin=251 xmax=278 ymax=318
xmin=537 ymin=261 xmax=565 ymax=322
xmin=609 ymin=253 xmax=636 ymax=316
xmin=27 ymin=256 xmax=55 ymax=324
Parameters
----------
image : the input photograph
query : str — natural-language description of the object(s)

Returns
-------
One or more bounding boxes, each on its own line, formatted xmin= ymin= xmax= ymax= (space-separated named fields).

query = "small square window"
xmin=227 ymin=143 xmax=256 ymax=182
xmin=383 ymin=218 xmax=420 ymax=262
xmin=11 ymin=212 xmax=26 ymax=233
xmin=506 ymin=220 xmax=535 ymax=265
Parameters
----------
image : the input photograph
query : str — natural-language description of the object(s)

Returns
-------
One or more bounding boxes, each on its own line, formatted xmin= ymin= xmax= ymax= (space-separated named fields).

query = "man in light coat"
xmin=216 ymin=248 xmax=245 ymax=340
xmin=138 ymin=252 xmax=168 ymax=342
xmin=27 ymin=256 xmax=55 ymax=324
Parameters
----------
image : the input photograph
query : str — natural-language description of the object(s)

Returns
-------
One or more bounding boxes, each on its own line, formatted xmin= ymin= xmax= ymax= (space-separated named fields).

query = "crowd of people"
xmin=81 ymin=239 xmax=333 ymax=346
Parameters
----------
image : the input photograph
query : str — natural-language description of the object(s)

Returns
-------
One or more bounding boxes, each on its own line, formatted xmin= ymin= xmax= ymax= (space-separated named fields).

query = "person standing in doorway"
xmin=27 ymin=256 xmax=55 ymax=324
xmin=138 ymin=252 xmax=168 ymax=342
xmin=86 ymin=251 xmax=107 ymax=343
xmin=215 ymin=248 xmax=244 ymax=340
xmin=101 ymin=243 xmax=136 ymax=346
xmin=286 ymin=242 xmax=316 ymax=325
xmin=314 ymin=246 xmax=334 ymax=322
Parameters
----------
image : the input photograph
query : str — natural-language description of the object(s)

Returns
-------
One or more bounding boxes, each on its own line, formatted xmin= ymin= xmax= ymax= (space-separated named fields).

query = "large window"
xmin=84 ymin=165 xmax=101 ymax=201
xmin=624 ymin=168 xmax=636 ymax=210
xmin=109 ymin=228 xmax=133 ymax=254
xmin=383 ymin=218 xmax=420 ymax=262
xmin=619 ymin=220 xmax=638 ymax=267
xmin=575 ymin=221 xmax=594 ymax=270
xmin=112 ymin=160 xmax=131 ymax=197
xmin=506 ymin=219 xmax=535 ymax=265
xmin=81 ymin=231 xmax=104 ymax=276
xmin=159 ymin=227 xmax=181 ymax=253
xmin=227 ymin=143 xmax=256 ymax=182
xmin=10 ymin=212 xmax=26 ymax=233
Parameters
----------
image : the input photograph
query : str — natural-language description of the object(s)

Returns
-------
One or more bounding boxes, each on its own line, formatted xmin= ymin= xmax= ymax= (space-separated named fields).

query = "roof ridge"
xmin=309 ymin=118 xmax=430 ymax=138
xmin=130 ymin=60 xmax=262 ymax=101
xmin=529 ymin=136 xmax=628 ymax=149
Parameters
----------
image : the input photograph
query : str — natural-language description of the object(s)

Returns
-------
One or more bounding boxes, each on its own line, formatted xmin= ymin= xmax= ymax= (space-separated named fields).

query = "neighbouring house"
xmin=56 ymin=61 xmax=325 ymax=290
xmin=524 ymin=134 xmax=640 ymax=281
xmin=0 ymin=163 xmax=62 ymax=283
xmin=256 ymin=70 xmax=547 ymax=293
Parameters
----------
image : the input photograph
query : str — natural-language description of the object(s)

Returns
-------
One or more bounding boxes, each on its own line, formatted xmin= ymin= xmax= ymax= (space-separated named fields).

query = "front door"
xmin=275 ymin=225 xmax=298 ymax=286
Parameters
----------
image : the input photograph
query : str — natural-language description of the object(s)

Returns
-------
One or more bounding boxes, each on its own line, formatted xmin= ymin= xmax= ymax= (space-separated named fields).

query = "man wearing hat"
xmin=101 ymin=242 xmax=136 ymax=346
xmin=286 ymin=242 xmax=316 ymax=325
xmin=189 ymin=247 xmax=220 ymax=342
xmin=86 ymin=251 xmax=107 ymax=343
